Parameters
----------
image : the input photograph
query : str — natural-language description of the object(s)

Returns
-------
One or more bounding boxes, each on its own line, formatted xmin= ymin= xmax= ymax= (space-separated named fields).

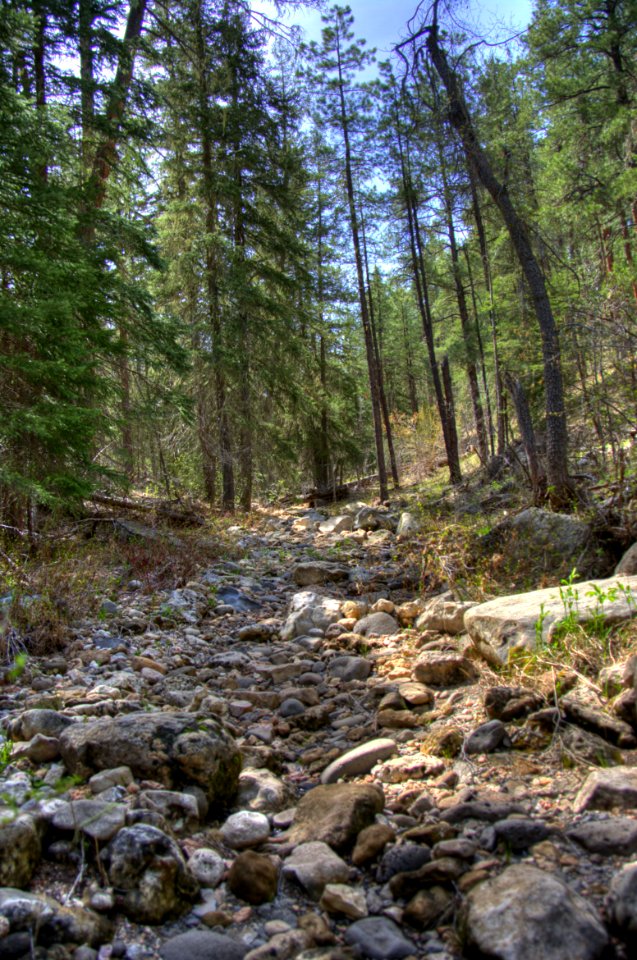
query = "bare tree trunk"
xmin=505 ymin=372 xmax=544 ymax=503
xmin=421 ymin=15 xmax=571 ymax=505
xmin=441 ymin=357 xmax=461 ymax=474
xmin=335 ymin=32 xmax=388 ymax=501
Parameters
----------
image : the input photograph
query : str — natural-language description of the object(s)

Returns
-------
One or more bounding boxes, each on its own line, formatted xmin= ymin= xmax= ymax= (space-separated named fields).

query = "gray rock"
xmin=574 ymin=766 xmax=637 ymax=812
xmin=0 ymin=887 xmax=110 ymax=947
xmin=320 ymin=739 xmax=397 ymax=784
xmin=279 ymin=698 xmax=306 ymax=717
xmin=52 ymin=800 xmax=127 ymax=842
xmin=0 ymin=814 xmax=40 ymax=887
xmin=465 ymin=575 xmax=637 ymax=665
xmin=344 ymin=917 xmax=416 ymax=960
xmin=354 ymin=508 xmax=396 ymax=532
xmin=464 ymin=863 xmax=609 ymax=960
xmin=59 ymin=712 xmax=241 ymax=806
xmin=464 ymin=720 xmax=510 ymax=755
xmin=160 ymin=931 xmax=248 ymax=960
xmin=108 ymin=824 xmax=199 ymax=923
xmin=616 ymin=542 xmax=637 ymax=576
xmin=237 ymin=767 xmax=291 ymax=813
xmin=568 ymin=817 xmax=637 ymax=855
xmin=6 ymin=708 xmax=74 ymax=742
xmin=13 ymin=733 xmax=60 ymax=763
xmin=326 ymin=655 xmax=372 ymax=681
xmin=280 ymin=591 xmax=342 ymax=641
xmin=396 ymin=512 xmax=421 ymax=540
xmin=292 ymin=562 xmax=349 ymax=586
xmin=282 ymin=841 xmax=350 ymax=899
xmin=317 ymin=516 xmax=353 ymax=535
xmin=376 ymin=843 xmax=432 ymax=883
xmin=220 ymin=810 xmax=270 ymax=849
xmin=187 ymin=848 xmax=225 ymax=887
xmin=606 ymin=861 xmax=637 ymax=946
xmin=415 ymin=594 xmax=476 ymax=634
xmin=353 ymin=612 xmax=398 ymax=637
xmin=89 ymin=764 xmax=133 ymax=794
xmin=138 ymin=790 xmax=200 ymax=834
xmin=413 ymin=651 xmax=479 ymax=686
xmin=489 ymin=818 xmax=551 ymax=851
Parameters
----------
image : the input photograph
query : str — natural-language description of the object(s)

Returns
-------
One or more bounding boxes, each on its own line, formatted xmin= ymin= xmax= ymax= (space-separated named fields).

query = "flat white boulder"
xmin=465 ymin=575 xmax=637 ymax=664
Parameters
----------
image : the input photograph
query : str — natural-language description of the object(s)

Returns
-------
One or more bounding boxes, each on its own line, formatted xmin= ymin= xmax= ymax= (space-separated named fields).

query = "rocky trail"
xmin=2 ymin=501 xmax=637 ymax=960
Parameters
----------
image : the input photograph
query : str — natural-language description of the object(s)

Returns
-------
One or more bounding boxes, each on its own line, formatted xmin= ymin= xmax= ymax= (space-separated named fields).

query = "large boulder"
xmin=481 ymin=507 xmax=615 ymax=579
xmin=463 ymin=863 xmax=609 ymax=960
xmin=59 ymin=712 xmax=241 ymax=805
xmin=465 ymin=575 xmax=637 ymax=665
xmin=280 ymin=591 xmax=342 ymax=640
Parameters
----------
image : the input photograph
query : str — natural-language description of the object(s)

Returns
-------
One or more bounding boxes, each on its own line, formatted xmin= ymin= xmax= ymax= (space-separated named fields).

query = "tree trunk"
xmin=505 ymin=372 xmax=544 ymax=503
xmin=423 ymin=18 xmax=571 ymax=505
xmin=335 ymin=32 xmax=388 ymax=501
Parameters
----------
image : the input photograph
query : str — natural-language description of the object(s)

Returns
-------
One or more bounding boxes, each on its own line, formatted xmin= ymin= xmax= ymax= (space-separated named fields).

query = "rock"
xmin=59 ymin=712 xmax=241 ymax=806
xmin=376 ymin=844 xmax=432 ymax=883
xmin=288 ymin=783 xmax=384 ymax=851
xmin=320 ymin=883 xmax=367 ymax=919
xmin=396 ymin=512 xmax=421 ymax=540
xmin=138 ymin=789 xmax=200 ymax=834
xmin=14 ymin=732 xmax=60 ymax=762
xmin=398 ymin=681 xmax=434 ymax=706
xmin=463 ymin=863 xmax=609 ymax=960
xmin=292 ymin=562 xmax=349 ymax=586
xmin=568 ymin=817 xmax=637 ymax=855
xmin=561 ymin=696 xmax=637 ymax=748
xmin=108 ymin=824 xmax=199 ymax=923
xmin=6 ymin=708 xmax=73 ymax=742
xmin=344 ymin=917 xmax=416 ymax=960
xmin=326 ymin=655 xmax=372 ymax=681
xmin=0 ymin=814 xmax=41 ymax=887
xmin=320 ymin=739 xmax=397 ymax=784
xmin=352 ymin=613 xmax=398 ymax=637
xmin=279 ymin=698 xmax=306 ymax=717
xmin=376 ymin=754 xmax=445 ymax=783
xmin=560 ymin=725 xmax=623 ymax=767
xmin=282 ymin=841 xmax=350 ymax=898
xmin=415 ymin=594 xmax=476 ymax=634
xmin=0 ymin=888 xmax=110 ymax=947
xmin=615 ymin=542 xmax=637 ymax=576
xmin=244 ymin=930 xmax=309 ymax=960
xmin=89 ymin=767 xmax=134 ymax=795
xmin=403 ymin=886 xmax=453 ymax=930
xmin=237 ymin=768 xmax=291 ymax=814
xmin=412 ymin=651 xmax=479 ymax=686
xmin=187 ymin=849 xmax=226 ymax=887
xmin=318 ymin=516 xmax=353 ymax=535
xmin=490 ymin=818 xmax=550 ymax=851
xmin=227 ymin=851 xmax=278 ymax=905
xmin=464 ymin=720 xmax=511 ymax=754
xmin=351 ymin=824 xmax=395 ymax=866
xmin=389 ymin=856 xmax=465 ymax=898
xmin=52 ymin=800 xmax=127 ymax=842
xmin=606 ymin=861 xmax=637 ymax=947
xmin=484 ymin=508 xmax=612 ymax=579
xmin=574 ymin=766 xmax=637 ymax=812
xmin=395 ymin=599 xmax=425 ymax=624
xmin=354 ymin=507 xmax=396 ymax=532
xmin=160 ymin=931 xmax=248 ymax=960
xmin=220 ymin=811 xmax=270 ymax=849
xmin=342 ymin=600 xmax=368 ymax=619
xmin=280 ymin=592 xmax=342 ymax=640
xmin=484 ymin=686 xmax=544 ymax=721
xmin=465 ymin=575 xmax=637 ymax=664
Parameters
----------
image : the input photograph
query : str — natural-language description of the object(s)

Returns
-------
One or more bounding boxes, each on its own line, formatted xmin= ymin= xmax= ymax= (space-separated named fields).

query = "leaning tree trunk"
xmin=423 ymin=18 xmax=571 ymax=505
xmin=505 ymin=372 xmax=544 ymax=504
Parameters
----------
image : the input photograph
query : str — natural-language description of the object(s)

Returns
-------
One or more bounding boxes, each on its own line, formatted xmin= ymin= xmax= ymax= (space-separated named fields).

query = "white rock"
xmin=220 ymin=810 xmax=270 ymax=849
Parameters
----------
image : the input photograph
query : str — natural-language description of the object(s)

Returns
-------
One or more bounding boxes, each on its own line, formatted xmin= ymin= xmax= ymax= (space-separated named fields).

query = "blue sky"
xmin=255 ymin=0 xmax=534 ymax=55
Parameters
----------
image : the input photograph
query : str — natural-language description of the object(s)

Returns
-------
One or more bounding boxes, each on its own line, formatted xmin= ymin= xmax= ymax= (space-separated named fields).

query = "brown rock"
xmin=289 ymin=783 xmax=385 ymax=852
xmin=227 ymin=851 xmax=279 ymax=905
xmin=403 ymin=886 xmax=453 ymax=930
xmin=413 ymin=652 xmax=479 ymax=687
xmin=352 ymin=824 xmax=395 ymax=866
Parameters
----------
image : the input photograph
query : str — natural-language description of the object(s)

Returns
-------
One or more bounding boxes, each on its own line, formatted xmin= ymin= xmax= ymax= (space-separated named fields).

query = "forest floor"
xmin=1 ymin=469 xmax=637 ymax=959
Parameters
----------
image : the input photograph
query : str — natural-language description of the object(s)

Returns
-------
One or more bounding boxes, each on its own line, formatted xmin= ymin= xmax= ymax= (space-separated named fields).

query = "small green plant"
xmin=534 ymin=603 xmax=548 ymax=647
xmin=0 ymin=739 xmax=13 ymax=774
